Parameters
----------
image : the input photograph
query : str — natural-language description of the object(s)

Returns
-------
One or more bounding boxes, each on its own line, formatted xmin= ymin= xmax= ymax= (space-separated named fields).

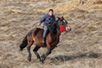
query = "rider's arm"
xmin=39 ymin=14 xmax=46 ymax=25
xmin=53 ymin=15 xmax=56 ymax=23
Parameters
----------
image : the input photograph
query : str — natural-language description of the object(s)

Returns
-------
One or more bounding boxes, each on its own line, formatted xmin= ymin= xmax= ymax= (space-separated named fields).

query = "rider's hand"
xmin=38 ymin=23 xmax=41 ymax=26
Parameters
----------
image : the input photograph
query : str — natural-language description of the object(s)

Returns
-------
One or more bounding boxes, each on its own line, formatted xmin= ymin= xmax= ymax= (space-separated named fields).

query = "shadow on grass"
xmin=50 ymin=53 xmax=100 ymax=62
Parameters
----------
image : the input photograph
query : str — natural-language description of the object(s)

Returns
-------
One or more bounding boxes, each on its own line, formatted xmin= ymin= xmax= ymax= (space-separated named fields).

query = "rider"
xmin=38 ymin=9 xmax=56 ymax=43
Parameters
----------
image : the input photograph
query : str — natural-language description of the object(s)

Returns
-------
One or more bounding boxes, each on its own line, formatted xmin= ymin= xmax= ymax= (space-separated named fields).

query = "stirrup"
xmin=42 ymin=41 xmax=44 ymax=43
xmin=42 ymin=40 xmax=45 ymax=44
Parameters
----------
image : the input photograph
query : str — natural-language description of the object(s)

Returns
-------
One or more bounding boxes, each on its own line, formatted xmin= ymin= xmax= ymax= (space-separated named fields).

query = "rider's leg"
xmin=42 ymin=25 xmax=48 ymax=43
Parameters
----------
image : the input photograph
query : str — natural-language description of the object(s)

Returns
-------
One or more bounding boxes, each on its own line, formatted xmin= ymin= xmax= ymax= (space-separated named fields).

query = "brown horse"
xmin=20 ymin=16 xmax=71 ymax=63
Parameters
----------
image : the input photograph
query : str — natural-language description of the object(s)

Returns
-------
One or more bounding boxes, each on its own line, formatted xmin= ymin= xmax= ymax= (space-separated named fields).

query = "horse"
xmin=19 ymin=16 xmax=71 ymax=63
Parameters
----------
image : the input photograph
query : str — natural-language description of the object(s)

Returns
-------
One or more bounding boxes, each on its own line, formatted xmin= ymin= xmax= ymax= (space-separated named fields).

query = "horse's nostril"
xmin=66 ymin=26 xmax=71 ymax=31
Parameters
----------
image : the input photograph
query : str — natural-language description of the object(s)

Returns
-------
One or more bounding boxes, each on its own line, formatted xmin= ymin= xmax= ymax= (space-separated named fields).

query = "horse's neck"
xmin=55 ymin=21 xmax=60 ymax=31
xmin=50 ymin=20 xmax=61 ymax=36
xmin=57 ymin=30 xmax=61 ymax=36
xmin=49 ymin=30 xmax=61 ymax=39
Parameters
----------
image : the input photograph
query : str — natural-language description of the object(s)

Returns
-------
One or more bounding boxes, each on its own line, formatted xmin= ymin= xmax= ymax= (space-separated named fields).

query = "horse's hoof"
xmin=41 ymin=57 xmax=45 ymax=64
xmin=41 ymin=62 xmax=44 ymax=64
xmin=40 ymin=60 xmax=44 ymax=64
xmin=28 ymin=59 xmax=31 ymax=62
xmin=41 ymin=54 xmax=45 ymax=58
xmin=38 ymin=59 xmax=42 ymax=62
xmin=20 ymin=48 xmax=23 ymax=51
xmin=28 ymin=58 xmax=31 ymax=62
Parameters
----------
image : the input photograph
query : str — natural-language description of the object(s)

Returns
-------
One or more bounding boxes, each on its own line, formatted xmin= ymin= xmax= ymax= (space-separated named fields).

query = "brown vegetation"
xmin=0 ymin=0 xmax=102 ymax=68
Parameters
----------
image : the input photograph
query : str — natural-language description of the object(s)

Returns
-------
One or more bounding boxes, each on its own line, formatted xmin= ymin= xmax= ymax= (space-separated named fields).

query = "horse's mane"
xmin=48 ymin=22 xmax=58 ymax=34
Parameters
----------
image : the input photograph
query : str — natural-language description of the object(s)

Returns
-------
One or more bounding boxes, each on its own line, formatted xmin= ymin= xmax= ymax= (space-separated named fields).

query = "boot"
xmin=42 ymin=38 xmax=46 ymax=44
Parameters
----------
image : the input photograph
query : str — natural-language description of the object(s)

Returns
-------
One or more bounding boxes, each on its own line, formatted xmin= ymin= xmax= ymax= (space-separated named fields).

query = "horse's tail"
xmin=20 ymin=35 xmax=28 ymax=51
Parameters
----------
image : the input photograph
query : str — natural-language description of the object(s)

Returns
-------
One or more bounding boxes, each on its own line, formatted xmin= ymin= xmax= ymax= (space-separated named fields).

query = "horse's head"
xmin=57 ymin=16 xmax=71 ymax=32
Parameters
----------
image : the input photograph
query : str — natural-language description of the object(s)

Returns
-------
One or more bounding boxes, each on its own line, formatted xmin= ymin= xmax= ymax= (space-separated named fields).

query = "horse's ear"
xmin=57 ymin=17 xmax=60 ymax=20
xmin=62 ymin=16 xmax=64 ymax=19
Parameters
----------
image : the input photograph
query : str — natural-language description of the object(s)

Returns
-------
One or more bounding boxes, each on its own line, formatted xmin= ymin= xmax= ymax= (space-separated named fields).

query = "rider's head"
xmin=49 ymin=9 xmax=54 ymax=16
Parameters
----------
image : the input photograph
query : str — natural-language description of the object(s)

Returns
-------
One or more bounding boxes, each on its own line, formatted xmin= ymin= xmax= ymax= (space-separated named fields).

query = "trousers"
xmin=43 ymin=25 xmax=49 ymax=42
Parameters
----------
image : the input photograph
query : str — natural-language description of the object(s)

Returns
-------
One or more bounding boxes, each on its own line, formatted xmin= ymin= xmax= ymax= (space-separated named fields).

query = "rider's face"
xmin=49 ymin=11 xmax=53 ymax=16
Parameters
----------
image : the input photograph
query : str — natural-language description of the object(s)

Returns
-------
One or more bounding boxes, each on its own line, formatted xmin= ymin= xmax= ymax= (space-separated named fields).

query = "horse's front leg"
xmin=33 ymin=45 xmax=41 ymax=62
xmin=41 ymin=48 xmax=52 ymax=63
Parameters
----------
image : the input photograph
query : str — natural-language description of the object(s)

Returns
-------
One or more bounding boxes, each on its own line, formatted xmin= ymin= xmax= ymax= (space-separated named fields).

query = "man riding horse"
xmin=20 ymin=9 xmax=71 ymax=63
xmin=38 ymin=9 xmax=56 ymax=44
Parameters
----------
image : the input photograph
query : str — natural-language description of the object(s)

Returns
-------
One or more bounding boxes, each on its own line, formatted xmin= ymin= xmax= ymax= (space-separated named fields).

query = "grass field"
xmin=0 ymin=0 xmax=102 ymax=68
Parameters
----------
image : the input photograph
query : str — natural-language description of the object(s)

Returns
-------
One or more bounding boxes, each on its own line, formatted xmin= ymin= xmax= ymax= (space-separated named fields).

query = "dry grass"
xmin=32 ymin=0 xmax=102 ymax=15
xmin=0 ymin=0 xmax=102 ymax=68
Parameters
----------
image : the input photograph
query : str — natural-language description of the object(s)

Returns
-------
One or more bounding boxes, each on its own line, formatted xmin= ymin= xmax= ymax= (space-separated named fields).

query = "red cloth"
xmin=59 ymin=25 xmax=66 ymax=32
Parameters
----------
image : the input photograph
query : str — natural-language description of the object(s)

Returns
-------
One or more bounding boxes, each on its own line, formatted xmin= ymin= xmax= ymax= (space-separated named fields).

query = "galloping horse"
xmin=19 ymin=17 xmax=71 ymax=63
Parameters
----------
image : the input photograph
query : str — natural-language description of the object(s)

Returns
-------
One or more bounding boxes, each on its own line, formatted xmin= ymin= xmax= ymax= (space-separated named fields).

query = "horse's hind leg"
xmin=33 ymin=45 xmax=41 ymax=62
xmin=27 ymin=41 xmax=34 ymax=62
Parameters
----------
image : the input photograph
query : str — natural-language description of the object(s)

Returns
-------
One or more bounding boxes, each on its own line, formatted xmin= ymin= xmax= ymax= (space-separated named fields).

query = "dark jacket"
xmin=39 ymin=13 xmax=56 ymax=26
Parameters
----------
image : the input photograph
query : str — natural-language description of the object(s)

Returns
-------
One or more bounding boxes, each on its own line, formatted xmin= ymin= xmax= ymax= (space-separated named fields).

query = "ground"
xmin=0 ymin=0 xmax=102 ymax=68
